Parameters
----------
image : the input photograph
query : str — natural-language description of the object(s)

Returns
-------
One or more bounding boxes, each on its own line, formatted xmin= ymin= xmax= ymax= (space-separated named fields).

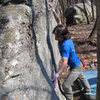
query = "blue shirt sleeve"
xmin=61 ymin=45 xmax=70 ymax=58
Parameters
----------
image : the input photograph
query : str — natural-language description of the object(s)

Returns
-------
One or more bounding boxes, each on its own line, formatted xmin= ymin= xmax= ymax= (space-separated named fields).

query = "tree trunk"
xmin=88 ymin=19 xmax=97 ymax=39
xmin=91 ymin=0 xmax=94 ymax=20
xmin=83 ymin=0 xmax=90 ymax=24
xmin=96 ymin=0 xmax=100 ymax=99
xmin=0 ymin=0 xmax=66 ymax=100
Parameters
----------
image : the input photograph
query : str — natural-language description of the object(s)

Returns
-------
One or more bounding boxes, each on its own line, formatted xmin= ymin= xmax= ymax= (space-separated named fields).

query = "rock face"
xmin=0 ymin=1 xmax=66 ymax=100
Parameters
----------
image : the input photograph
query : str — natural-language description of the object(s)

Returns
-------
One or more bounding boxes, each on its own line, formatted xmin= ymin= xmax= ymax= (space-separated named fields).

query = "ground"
xmin=59 ymin=20 xmax=97 ymax=100
xmin=68 ymin=20 xmax=97 ymax=70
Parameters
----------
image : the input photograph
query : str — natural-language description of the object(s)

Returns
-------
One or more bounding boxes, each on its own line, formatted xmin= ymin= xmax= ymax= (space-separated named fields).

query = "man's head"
xmin=53 ymin=24 xmax=71 ymax=40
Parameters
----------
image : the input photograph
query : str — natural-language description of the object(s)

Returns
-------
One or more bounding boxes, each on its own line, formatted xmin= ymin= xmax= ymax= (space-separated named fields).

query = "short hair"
xmin=53 ymin=24 xmax=71 ymax=39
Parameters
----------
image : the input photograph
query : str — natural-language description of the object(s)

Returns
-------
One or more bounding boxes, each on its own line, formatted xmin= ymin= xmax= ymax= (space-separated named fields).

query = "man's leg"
xmin=79 ymin=72 xmax=91 ymax=93
xmin=62 ymin=67 xmax=81 ymax=100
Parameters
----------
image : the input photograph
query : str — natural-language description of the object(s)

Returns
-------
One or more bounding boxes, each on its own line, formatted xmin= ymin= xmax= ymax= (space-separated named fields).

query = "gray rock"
xmin=64 ymin=2 xmax=96 ymax=24
xmin=0 ymin=1 xmax=66 ymax=100
xmin=0 ymin=0 xmax=26 ymax=5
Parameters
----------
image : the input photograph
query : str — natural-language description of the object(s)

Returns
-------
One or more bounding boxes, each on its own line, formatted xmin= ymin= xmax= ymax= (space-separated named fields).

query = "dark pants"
xmin=62 ymin=63 xmax=90 ymax=100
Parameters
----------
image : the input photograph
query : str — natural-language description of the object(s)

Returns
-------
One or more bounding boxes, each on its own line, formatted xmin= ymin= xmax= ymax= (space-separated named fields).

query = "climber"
xmin=49 ymin=2 xmax=91 ymax=100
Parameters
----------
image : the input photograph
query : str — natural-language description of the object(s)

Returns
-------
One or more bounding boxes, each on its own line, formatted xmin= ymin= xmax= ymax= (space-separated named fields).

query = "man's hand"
xmin=52 ymin=73 xmax=59 ymax=81
xmin=52 ymin=73 xmax=59 ymax=90
xmin=48 ymin=2 xmax=54 ymax=11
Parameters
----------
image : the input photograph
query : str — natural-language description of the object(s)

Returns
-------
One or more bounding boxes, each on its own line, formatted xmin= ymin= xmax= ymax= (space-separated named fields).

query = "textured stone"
xmin=64 ymin=2 xmax=96 ymax=24
xmin=0 ymin=0 xmax=27 ymax=5
xmin=0 ymin=1 xmax=66 ymax=100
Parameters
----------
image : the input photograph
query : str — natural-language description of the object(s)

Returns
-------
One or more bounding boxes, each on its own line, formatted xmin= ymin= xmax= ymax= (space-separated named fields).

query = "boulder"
xmin=64 ymin=2 xmax=96 ymax=25
xmin=0 ymin=1 xmax=66 ymax=100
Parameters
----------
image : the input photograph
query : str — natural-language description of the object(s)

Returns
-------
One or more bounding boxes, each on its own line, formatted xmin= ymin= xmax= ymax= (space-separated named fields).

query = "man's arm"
xmin=52 ymin=9 xmax=62 ymax=25
xmin=57 ymin=57 xmax=68 ymax=75
xmin=49 ymin=2 xmax=62 ymax=24
xmin=53 ymin=57 xmax=68 ymax=80
xmin=53 ymin=57 xmax=68 ymax=90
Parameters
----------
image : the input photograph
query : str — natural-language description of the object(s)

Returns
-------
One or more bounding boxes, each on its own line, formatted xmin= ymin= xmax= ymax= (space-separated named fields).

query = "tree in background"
xmin=91 ymin=0 xmax=94 ymax=20
xmin=96 ymin=0 xmax=100 ymax=99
